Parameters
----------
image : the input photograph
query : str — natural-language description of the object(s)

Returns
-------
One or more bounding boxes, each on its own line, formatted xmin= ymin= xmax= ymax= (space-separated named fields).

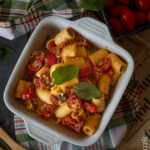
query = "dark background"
xmin=0 ymin=31 xmax=32 ymax=142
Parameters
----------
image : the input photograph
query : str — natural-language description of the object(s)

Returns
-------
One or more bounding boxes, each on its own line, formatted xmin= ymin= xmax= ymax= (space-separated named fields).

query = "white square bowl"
xmin=4 ymin=16 xmax=134 ymax=146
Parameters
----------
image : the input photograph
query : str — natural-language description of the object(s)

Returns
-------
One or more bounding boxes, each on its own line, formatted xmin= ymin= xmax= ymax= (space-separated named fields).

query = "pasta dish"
xmin=15 ymin=27 xmax=126 ymax=136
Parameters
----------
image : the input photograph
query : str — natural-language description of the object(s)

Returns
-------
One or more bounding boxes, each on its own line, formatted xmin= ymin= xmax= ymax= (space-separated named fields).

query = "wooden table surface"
xmin=0 ymin=31 xmax=32 ymax=145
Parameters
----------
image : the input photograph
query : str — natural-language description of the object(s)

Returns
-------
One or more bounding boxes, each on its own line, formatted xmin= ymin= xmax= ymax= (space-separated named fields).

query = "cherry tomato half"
xmin=135 ymin=0 xmax=150 ymax=12
xmin=134 ymin=11 xmax=146 ymax=25
xmin=44 ymin=52 xmax=57 ymax=67
xmin=147 ymin=10 xmax=150 ymax=22
xmin=109 ymin=17 xmax=126 ymax=34
xmin=21 ymin=86 xmax=36 ymax=100
xmin=120 ymin=7 xmax=135 ymax=31
xmin=109 ymin=5 xmax=126 ymax=17
xmin=117 ymin=0 xmax=130 ymax=5
xmin=27 ymin=59 xmax=42 ymax=72
xmin=105 ymin=0 xmax=114 ymax=8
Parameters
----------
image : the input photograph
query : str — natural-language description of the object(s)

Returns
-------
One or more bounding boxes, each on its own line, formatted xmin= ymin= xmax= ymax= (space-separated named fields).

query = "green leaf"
xmin=52 ymin=65 xmax=79 ymax=85
xmin=0 ymin=45 xmax=14 ymax=60
xmin=73 ymin=82 xmax=102 ymax=100
xmin=81 ymin=0 xmax=108 ymax=11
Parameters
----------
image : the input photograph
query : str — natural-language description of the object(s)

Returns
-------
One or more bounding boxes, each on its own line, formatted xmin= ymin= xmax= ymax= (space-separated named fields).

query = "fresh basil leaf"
xmin=52 ymin=65 xmax=79 ymax=85
xmin=73 ymin=82 xmax=102 ymax=100
xmin=0 ymin=45 xmax=14 ymax=60
xmin=81 ymin=0 xmax=108 ymax=11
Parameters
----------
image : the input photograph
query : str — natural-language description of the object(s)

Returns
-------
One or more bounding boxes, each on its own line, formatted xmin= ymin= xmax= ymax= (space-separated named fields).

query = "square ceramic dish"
xmin=4 ymin=16 xmax=134 ymax=146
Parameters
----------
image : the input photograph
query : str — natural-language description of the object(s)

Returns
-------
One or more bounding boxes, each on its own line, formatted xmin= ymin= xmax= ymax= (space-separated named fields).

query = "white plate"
xmin=4 ymin=16 xmax=134 ymax=146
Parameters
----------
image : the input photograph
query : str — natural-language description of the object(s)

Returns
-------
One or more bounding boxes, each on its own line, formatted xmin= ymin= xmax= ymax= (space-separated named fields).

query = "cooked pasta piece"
xmin=77 ymin=46 xmax=87 ymax=57
xmin=36 ymin=87 xmax=52 ymax=104
xmin=107 ymin=53 xmax=126 ymax=74
xmin=98 ymin=74 xmax=111 ymax=95
xmin=51 ymin=85 xmax=63 ymax=97
xmin=61 ymin=43 xmax=77 ymax=57
xmin=54 ymin=27 xmax=75 ymax=47
xmin=71 ymin=109 xmax=86 ymax=120
xmin=63 ymin=57 xmax=86 ymax=68
xmin=15 ymin=80 xmax=32 ymax=98
xmin=61 ymin=77 xmax=78 ymax=92
xmin=36 ymin=65 xmax=50 ymax=78
xmin=83 ymin=114 xmax=101 ymax=136
xmin=107 ymin=53 xmax=126 ymax=85
xmin=92 ymin=96 xmax=105 ymax=113
xmin=111 ymin=72 xmax=120 ymax=86
xmin=50 ymin=63 xmax=65 ymax=78
xmin=55 ymin=102 xmax=72 ymax=118
xmin=88 ymin=48 xmax=109 ymax=65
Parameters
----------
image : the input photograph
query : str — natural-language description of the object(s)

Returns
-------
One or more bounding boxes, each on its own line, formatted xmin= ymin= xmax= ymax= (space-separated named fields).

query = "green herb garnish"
xmin=0 ymin=45 xmax=14 ymax=60
xmin=52 ymin=65 xmax=79 ymax=85
xmin=81 ymin=0 xmax=108 ymax=11
xmin=73 ymin=82 xmax=102 ymax=100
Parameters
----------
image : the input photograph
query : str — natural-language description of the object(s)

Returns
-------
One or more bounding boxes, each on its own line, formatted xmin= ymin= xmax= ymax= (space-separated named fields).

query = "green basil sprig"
xmin=52 ymin=65 xmax=79 ymax=85
xmin=73 ymin=82 xmax=102 ymax=100
xmin=0 ymin=45 xmax=14 ymax=60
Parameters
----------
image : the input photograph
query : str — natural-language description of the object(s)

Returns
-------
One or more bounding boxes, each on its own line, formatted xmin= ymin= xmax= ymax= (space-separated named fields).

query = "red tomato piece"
xmin=62 ymin=116 xmax=83 ymax=132
xmin=62 ymin=116 xmax=77 ymax=126
xmin=50 ymin=41 xmax=56 ymax=47
xmin=84 ymin=57 xmax=93 ymax=67
xmin=120 ymin=7 xmax=135 ymax=31
xmin=105 ymin=0 xmax=114 ymax=8
xmin=50 ymin=95 xmax=58 ymax=106
xmin=147 ymin=10 xmax=150 ymax=22
xmin=134 ymin=11 xmax=146 ymax=25
xmin=96 ymin=57 xmax=111 ymax=73
xmin=117 ymin=0 xmax=130 ymax=5
xmin=33 ymin=77 xmax=46 ymax=89
xmin=47 ymin=41 xmax=61 ymax=56
xmin=24 ymin=68 xmax=35 ymax=81
xmin=40 ymin=103 xmax=54 ymax=120
xmin=109 ymin=17 xmax=126 ymax=34
xmin=31 ymin=51 xmax=45 ymax=61
xmin=79 ymin=66 xmax=93 ymax=78
xmin=83 ymin=102 xmax=97 ymax=113
xmin=67 ymin=97 xmax=82 ymax=111
xmin=109 ymin=5 xmax=126 ymax=17
xmin=21 ymin=86 xmax=36 ymax=100
xmin=44 ymin=52 xmax=57 ymax=67
xmin=135 ymin=0 xmax=150 ymax=12
xmin=27 ymin=59 xmax=42 ymax=72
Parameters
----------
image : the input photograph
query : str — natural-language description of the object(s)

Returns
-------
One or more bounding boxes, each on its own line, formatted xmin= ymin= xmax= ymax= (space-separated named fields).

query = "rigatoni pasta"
xmin=55 ymin=102 xmax=72 ymax=118
xmin=88 ymin=48 xmax=109 ymax=65
xmin=54 ymin=27 xmax=75 ymax=47
xmin=36 ymin=87 xmax=52 ymax=105
xmin=98 ymin=74 xmax=111 ymax=95
xmin=83 ymin=114 xmax=101 ymax=136
xmin=63 ymin=57 xmax=86 ymax=67
xmin=60 ymin=43 xmax=77 ymax=57
xmin=15 ymin=27 xmax=127 ymax=136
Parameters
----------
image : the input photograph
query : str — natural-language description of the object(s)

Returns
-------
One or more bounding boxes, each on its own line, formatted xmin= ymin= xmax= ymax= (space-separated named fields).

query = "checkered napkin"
xmin=1 ymin=0 xmax=141 ymax=149
xmin=0 ymin=0 xmax=86 ymax=39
